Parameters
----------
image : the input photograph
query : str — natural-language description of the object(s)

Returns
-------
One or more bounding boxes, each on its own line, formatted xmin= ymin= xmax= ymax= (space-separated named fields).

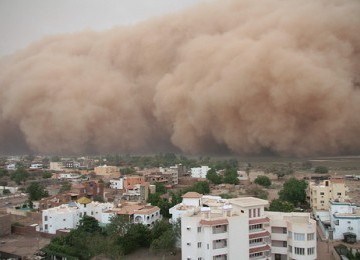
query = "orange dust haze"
xmin=0 ymin=0 xmax=360 ymax=156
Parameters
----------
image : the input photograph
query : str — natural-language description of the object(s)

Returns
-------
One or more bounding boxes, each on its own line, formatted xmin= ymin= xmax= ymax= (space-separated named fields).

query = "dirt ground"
xmin=0 ymin=234 xmax=50 ymax=258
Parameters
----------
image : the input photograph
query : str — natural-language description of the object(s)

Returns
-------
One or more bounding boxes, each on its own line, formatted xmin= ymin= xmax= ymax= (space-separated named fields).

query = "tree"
xmin=186 ymin=181 xmax=210 ymax=194
xmin=26 ymin=182 xmax=49 ymax=201
xmin=246 ymin=186 xmax=268 ymax=200
xmin=120 ymin=167 xmax=136 ymax=175
xmin=150 ymin=229 xmax=176 ymax=254
xmin=105 ymin=215 xmax=130 ymax=237
xmin=42 ymin=171 xmax=52 ymax=179
xmin=78 ymin=215 xmax=101 ymax=233
xmin=155 ymin=182 xmax=166 ymax=194
xmin=314 ymin=166 xmax=328 ymax=174
xmin=116 ymin=224 xmax=151 ymax=255
xmin=278 ymin=178 xmax=307 ymax=206
xmin=0 ymin=168 xmax=9 ymax=178
xmin=254 ymin=175 xmax=272 ymax=188
xmin=11 ymin=167 xmax=29 ymax=185
xmin=268 ymin=199 xmax=295 ymax=212
xmin=223 ymin=168 xmax=239 ymax=185
xmin=206 ymin=168 xmax=222 ymax=184
xmin=151 ymin=219 xmax=172 ymax=240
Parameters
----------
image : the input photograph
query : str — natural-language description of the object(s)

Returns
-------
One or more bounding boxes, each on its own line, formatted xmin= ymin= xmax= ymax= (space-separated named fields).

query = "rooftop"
xmin=228 ymin=197 xmax=269 ymax=208
xmin=182 ymin=192 xmax=202 ymax=199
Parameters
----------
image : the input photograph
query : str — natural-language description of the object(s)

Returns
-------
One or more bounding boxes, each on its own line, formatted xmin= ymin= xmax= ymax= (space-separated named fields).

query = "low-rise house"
xmin=94 ymin=165 xmax=119 ymax=175
xmin=190 ymin=166 xmax=210 ymax=178
xmin=329 ymin=201 xmax=360 ymax=241
xmin=112 ymin=202 xmax=162 ymax=227
xmin=42 ymin=198 xmax=113 ymax=234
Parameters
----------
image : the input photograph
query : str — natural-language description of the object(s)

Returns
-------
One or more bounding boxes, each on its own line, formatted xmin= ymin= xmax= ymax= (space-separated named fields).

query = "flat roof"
xmin=228 ymin=197 xmax=268 ymax=207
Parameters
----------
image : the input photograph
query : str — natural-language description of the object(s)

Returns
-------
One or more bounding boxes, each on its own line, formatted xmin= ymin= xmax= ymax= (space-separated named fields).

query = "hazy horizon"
xmin=0 ymin=0 xmax=359 ymax=157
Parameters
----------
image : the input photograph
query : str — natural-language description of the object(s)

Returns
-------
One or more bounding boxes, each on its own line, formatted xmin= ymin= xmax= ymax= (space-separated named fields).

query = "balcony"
xmin=213 ymin=225 xmax=228 ymax=234
xmin=213 ymin=239 xmax=227 ymax=249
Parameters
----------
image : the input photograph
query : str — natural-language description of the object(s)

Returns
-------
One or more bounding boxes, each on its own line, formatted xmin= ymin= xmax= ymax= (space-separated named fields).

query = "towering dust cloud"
xmin=0 ymin=0 xmax=360 ymax=156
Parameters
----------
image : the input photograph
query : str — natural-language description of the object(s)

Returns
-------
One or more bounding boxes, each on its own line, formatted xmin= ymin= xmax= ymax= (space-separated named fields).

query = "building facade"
xmin=309 ymin=178 xmax=349 ymax=211
xmin=190 ymin=166 xmax=210 ymax=179
xmin=329 ymin=201 xmax=360 ymax=241
xmin=94 ymin=165 xmax=119 ymax=175
xmin=172 ymin=193 xmax=317 ymax=260
xmin=42 ymin=198 xmax=113 ymax=234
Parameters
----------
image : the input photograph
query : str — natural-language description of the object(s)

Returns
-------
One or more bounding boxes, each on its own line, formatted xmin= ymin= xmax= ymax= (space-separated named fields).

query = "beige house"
xmin=309 ymin=178 xmax=349 ymax=211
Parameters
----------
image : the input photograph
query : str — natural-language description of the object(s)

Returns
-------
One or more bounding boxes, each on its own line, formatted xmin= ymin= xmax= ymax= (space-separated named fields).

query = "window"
xmin=250 ymin=252 xmax=263 ymax=258
xmin=249 ymin=209 xmax=252 ymax=218
xmin=337 ymin=192 xmax=342 ymax=196
xmin=186 ymin=242 xmax=191 ymax=246
xmin=282 ymin=227 xmax=287 ymax=234
xmin=249 ymin=224 xmax=262 ymax=231
xmin=307 ymin=233 xmax=315 ymax=240
xmin=307 ymin=247 xmax=315 ymax=255
xmin=320 ymin=192 xmax=324 ymax=195
xmin=288 ymin=245 xmax=292 ymax=253
xmin=257 ymin=208 xmax=260 ymax=217
xmin=320 ymin=200 xmax=324 ymax=204
xmin=253 ymin=209 xmax=256 ymax=217
xmin=288 ymin=231 xmax=292 ymax=238
xmin=213 ymin=254 xmax=227 ymax=260
xmin=198 ymin=258 xmax=202 ymax=260
xmin=198 ymin=242 xmax=202 ymax=248
xmin=283 ymin=241 xmax=287 ymax=247
xmin=63 ymin=219 xmax=66 ymax=221
xmin=249 ymin=238 xmax=262 ymax=244
xmin=91 ymin=211 xmax=94 ymax=215
xmin=44 ymin=224 xmax=48 ymax=230
xmin=295 ymin=247 xmax=305 ymax=255
xmin=198 ymin=227 xmax=201 ymax=233
xmin=294 ymin=233 xmax=305 ymax=241
xmin=44 ymin=216 xmax=48 ymax=221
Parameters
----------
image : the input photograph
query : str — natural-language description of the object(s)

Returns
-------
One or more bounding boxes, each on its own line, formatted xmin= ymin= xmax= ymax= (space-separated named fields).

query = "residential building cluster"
xmin=308 ymin=177 xmax=360 ymax=242
xmin=171 ymin=192 xmax=317 ymax=260
xmin=42 ymin=197 xmax=161 ymax=234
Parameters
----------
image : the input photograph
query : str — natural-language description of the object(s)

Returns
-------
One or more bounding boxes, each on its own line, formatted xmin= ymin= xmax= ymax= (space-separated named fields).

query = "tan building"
xmin=94 ymin=165 xmax=119 ymax=175
xmin=309 ymin=178 xmax=349 ymax=211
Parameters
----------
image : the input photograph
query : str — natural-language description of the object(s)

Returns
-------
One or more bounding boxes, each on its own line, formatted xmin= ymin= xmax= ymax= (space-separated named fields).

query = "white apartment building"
xmin=109 ymin=178 xmax=124 ymax=190
xmin=191 ymin=166 xmax=210 ymax=179
xmin=172 ymin=193 xmax=317 ymax=260
xmin=42 ymin=197 xmax=113 ymax=234
xmin=266 ymin=212 xmax=317 ymax=260
xmin=309 ymin=178 xmax=349 ymax=211
xmin=329 ymin=201 xmax=360 ymax=241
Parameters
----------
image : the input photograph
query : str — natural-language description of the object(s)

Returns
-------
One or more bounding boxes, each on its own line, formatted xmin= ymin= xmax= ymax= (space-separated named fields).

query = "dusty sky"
xmin=0 ymin=0 xmax=359 ymax=156
xmin=0 ymin=0 xmax=205 ymax=57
